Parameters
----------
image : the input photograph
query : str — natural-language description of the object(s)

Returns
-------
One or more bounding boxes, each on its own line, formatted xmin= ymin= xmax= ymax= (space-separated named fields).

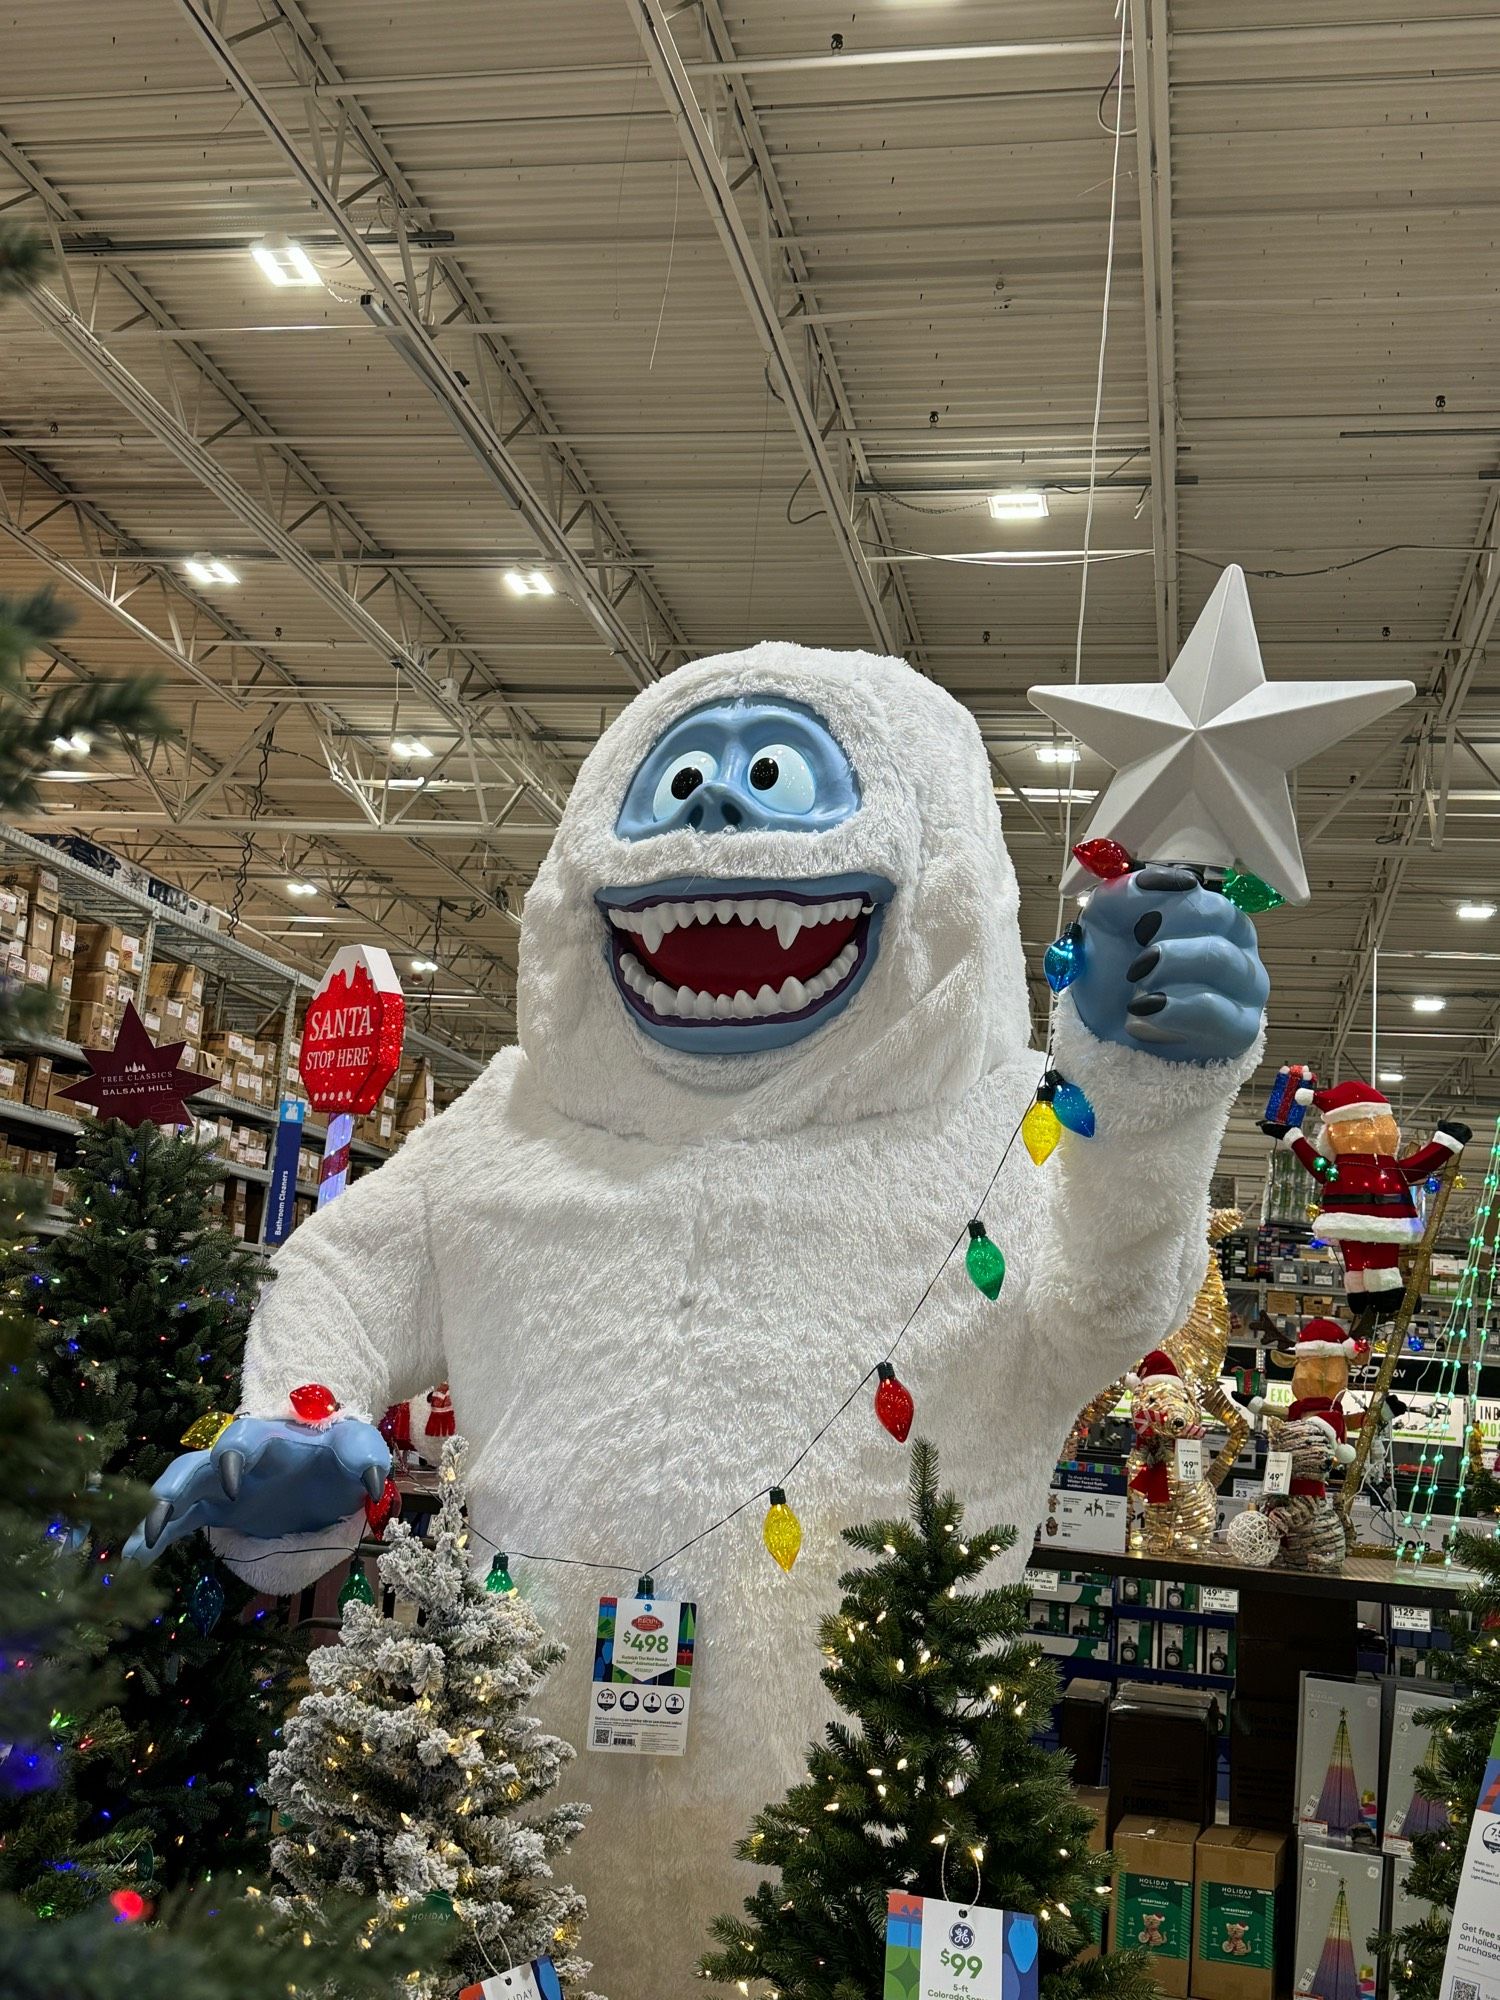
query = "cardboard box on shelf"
xmin=1382 ymin=1684 xmax=1460 ymax=1855
xmin=25 ymin=908 xmax=55 ymax=957
xmin=46 ymin=1072 xmax=87 ymax=1118
xmin=6 ymin=865 xmax=60 ymax=914
xmin=1296 ymin=1677 xmax=1382 ymax=1845
xmin=68 ymin=1001 xmax=121 ymax=1048
xmin=72 ymin=969 xmax=124 ymax=1010
xmin=49 ymin=961 xmax=73 ymax=1003
xmin=74 ymin=922 xmax=142 ymax=976
xmin=25 ymin=1056 xmax=53 ymax=1108
xmin=1112 ymin=1816 xmax=1197 ymax=1997
xmin=54 ymin=910 xmax=76 ymax=961
xmin=0 ymin=1057 xmax=22 ymax=1102
xmin=1293 ymin=1845 xmax=1385 ymax=2000
xmin=24 ymin=950 xmax=52 ymax=988
xmin=1192 ymin=1827 xmax=1287 ymax=2000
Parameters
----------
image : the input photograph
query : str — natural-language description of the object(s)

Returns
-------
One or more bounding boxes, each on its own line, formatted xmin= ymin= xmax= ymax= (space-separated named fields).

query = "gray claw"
xmin=144 ymin=1499 xmax=174 ymax=1549
xmin=361 ymin=1464 xmax=386 ymax=1502
xmin=218 ymin=1449 xmax=245 ymax=1500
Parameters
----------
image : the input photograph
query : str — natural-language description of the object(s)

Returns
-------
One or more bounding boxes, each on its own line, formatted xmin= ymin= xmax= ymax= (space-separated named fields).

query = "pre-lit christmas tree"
xmin=18 ymin=1117 xmax=292 ymax=1890
xmin=1384 ymin=1522 xmax=1500 ymax=2000
xmin=702 ymin=1441 xmax=1154 ymax=2000
xmin=267 ymin=1438 xmax=597 ymax=1999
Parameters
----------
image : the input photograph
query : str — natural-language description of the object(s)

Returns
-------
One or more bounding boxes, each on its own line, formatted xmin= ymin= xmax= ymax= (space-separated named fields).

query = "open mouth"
xmin=597 ymin=872 xmax=892 ymax=1046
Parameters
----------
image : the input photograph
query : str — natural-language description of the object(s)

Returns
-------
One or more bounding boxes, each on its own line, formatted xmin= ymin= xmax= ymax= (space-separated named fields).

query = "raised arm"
xmin=1023 ymin=868 xmax=1266 ymax=1432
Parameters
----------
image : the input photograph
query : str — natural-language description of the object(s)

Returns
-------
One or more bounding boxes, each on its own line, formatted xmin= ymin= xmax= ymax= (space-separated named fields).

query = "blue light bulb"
xmin=1050 ymin=1075 xmax=1096 ymax=1138
xmin=1043 ymin=922 xmax=1084 ymax=995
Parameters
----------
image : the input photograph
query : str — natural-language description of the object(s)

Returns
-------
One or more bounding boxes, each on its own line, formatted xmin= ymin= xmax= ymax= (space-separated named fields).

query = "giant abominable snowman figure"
xmin=133 ymin=643 xmax=1270 ymax=1997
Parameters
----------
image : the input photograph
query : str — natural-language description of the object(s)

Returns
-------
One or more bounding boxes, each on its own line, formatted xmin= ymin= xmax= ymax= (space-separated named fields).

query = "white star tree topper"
xmin=1027 ymin=564 xmax=1414 ymax=903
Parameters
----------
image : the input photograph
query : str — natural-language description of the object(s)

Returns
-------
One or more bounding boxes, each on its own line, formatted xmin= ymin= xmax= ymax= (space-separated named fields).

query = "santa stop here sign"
xmin=298 ymin=945 xmax=406 ymax=1116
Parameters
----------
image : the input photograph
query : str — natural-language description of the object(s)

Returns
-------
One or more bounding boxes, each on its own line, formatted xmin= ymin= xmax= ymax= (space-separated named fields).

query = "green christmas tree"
xmin=702 ymin=1442 xmax=1154 ymax=2000
xmin=1382 ymin=1523 xmax=1500 ymax=2000
xmin=16 ymin=1119 xmax=293 ymax=1892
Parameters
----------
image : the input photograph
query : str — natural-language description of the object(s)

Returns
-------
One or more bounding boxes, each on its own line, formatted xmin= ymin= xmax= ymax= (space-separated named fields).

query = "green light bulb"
xmin=965 ymin=1221 xmax=1006 ymax=1300
xmin=338 ymin=1565 xmax=374 ymax=1609
xmin=485 ymin=1552 xmax=515 ymax=1594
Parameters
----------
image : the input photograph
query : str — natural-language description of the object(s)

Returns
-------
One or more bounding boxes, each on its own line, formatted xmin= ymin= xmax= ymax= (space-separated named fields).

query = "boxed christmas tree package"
xmin=1296 ymin=1676 xmax=1382 ymax=1843
xmin=1192 ymin=1826 xmax=1287 ymax=2000
xmin=1386 ymin=1850 xmax=1432 ymax=1932
xmin=1382 ymin=1682 xmax=1460 ymax=1854
xmin=1111 ymin=1815 xmax=1198 ymax=1997
xmin=1293 ymin=1845 xmax=1385 ymax=2000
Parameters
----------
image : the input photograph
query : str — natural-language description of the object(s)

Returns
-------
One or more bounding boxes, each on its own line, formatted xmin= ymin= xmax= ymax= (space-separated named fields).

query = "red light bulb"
xmin=1072 ymin=838 xmax=1134 ymax=881
xmin=110 ymin=1888 xmax=149 ymax=1923
xmin=288 ymin=1382 xmax=340 ymax=1423
xmin=874 ymin=1362 xmax=914 ymax=1443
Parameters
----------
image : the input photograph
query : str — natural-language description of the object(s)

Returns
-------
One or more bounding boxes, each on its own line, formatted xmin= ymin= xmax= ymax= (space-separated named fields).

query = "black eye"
xmin=750 ymin=756 xmax=779 ymax=791
xmin=671 ymin=765 xmax=705 ymax=801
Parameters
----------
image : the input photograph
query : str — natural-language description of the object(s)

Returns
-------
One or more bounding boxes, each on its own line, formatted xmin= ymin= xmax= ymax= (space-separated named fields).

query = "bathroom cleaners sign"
xmin=298 ymin=945 xmax=405 ymax=1115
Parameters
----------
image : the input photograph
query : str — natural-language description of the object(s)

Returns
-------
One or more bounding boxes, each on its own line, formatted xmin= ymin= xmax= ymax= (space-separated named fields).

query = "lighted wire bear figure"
xmin=1224 ymin=1405 xmax=1355 ymax=1574
xmin=1125 ymin=1348 xmax=1219 ymax=1556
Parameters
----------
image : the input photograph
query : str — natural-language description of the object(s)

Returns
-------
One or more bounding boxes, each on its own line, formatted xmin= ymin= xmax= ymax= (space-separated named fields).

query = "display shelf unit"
xmin=1026 ymin=1541 xmax=1478 ymax=1606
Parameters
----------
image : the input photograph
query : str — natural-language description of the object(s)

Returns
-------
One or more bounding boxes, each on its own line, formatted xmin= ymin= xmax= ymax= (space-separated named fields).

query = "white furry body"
xmin=235 ymin=643 xmax=1257 ymax=1997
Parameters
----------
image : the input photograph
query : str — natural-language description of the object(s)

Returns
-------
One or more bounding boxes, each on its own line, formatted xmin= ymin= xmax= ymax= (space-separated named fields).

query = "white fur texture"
xmin=236 ymin=643 xmax=1258 ymax=1999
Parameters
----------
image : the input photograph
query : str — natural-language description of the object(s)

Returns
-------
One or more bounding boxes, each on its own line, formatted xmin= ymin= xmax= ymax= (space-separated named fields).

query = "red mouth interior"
xmin=626 ymin=913 xmax=858 ymax=997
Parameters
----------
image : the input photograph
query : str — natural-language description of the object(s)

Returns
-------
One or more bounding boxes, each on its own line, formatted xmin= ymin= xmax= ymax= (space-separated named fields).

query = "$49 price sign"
xmin=883 ymin=1893 xmax=1038 ymax=2000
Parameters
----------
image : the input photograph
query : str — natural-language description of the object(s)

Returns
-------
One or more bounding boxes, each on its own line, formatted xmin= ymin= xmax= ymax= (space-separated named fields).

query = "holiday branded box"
xmin=1293 ymin=1844 xmax=1385 ymax=2000
xmin=1192 ymin=1826 xmax=1287 ymax=2000
xmin=1297 ymin=1676 xmax=1382 ymax=1844
xmin=1112 ymin=1815 xmax=1197 ymax=1997
xmin=1382 ymin=1683 xmax=1459 ymax=1855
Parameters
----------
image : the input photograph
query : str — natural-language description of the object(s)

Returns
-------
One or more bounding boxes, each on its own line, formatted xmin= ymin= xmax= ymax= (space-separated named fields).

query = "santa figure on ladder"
xmin=1261 ymin=1079 xmax=1469 ymax=1318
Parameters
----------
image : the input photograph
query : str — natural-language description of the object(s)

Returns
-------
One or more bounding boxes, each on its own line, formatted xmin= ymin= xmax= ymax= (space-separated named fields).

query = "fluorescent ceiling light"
xmin=286 ymin=881 xmax=318 ymax=898
xmin=1411 ymin=995 xmax=1446 ymax=1013
xmin=391 ymin=738 xmax=432 ymax=760
xmin=1020 ymin=786 xmax=1098 ymax=803
xmin=50 ymin=733 xmax=91 ymax=756
xmin=1457 ymin=901 xmax=1496 ymax=921
xmin=1378 ymin=1071 xmax=1405 ymax=1084
xmin=503 ymin=568 xmax=555 ymax=597
xmin=385 ymin=776 xmax=426 ymax=790
xmin=410 ymin=957 xmax=439 ymax=974
xmin=988 ymin=489 xmax=1049 ymax=521
xmin=250 ymin=235 xmax=321 ymax=288
xmin=39 ymin=769 xmax=98 ymax=782
xmin=1034 ymin=743 xmax=1079 ymax=765
xmin=183 ymin=555 xmax=238 ymax=586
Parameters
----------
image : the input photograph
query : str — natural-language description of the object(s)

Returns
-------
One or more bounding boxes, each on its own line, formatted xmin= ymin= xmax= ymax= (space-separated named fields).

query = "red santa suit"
xmin=1277 ymin=1080 xmax=1463 ymax=1296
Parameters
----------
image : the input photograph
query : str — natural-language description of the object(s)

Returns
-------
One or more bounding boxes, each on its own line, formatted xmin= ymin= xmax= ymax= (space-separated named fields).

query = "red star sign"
xmin=58 ymin=1000 xmax=214 ymax=1129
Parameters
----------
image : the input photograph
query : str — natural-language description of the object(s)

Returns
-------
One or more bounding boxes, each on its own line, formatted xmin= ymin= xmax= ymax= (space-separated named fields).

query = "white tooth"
xmin=675 ymin=984 xmax=696 ymax=1016
xmin=607 ymin=908 xmax=630 ymax=929
xmin=745 ymin=899 xmax=767 ymax=929
xmin=649 ymin=980 xmax=673 ymax=1014
xmin=620 ymin=954 xmax=642 ymax=993
xmin=805 ymin=968 xmax=831 ymax=1000
xmin=656 ymin=905 xmax=678 ymax=934
xmin=694 ymin=989 xmax=715 ymax=1019
xmin=836 ymin=944 xmax=858 ymax=974
xmin=714 ymin=902 xmax=735 ymax=923
xmin=778 ymin=976 xmax=807 ymax=1011
xmin=774 ymin=903 xmax=804 ymax=951
xmin=694 ymin=900 xmax=714 ymax=924
xmin=638 ymin=910 xmax=666 ymax=954
xmin=754 ymin=983 xmax=779 ymax=1014
xmin=732 ymin=989 xmax=755 ymax=1018
xmin=729 ymin=899 xmax=751 ymax=923
xmin=674 ymin=902 xmax=695 ymax=928
xmin=838 ymin=898 xmax=858 ymax=919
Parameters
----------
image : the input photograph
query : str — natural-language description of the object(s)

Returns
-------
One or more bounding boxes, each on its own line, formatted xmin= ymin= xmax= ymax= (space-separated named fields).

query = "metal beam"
xmin=1129 ymin=0 xmax=1181 ymax=667
xmin=174 ymin=0 xmax=691 ymax=693
xmin=626 ymin=0 xmax=910 ymax=657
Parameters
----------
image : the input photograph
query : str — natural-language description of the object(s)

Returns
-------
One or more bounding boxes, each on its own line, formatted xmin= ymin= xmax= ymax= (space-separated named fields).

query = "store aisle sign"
xmin=263 ymin=1097 xmax=306 ymax=1247
xmin=588 ymin=1595 xmax=696 ymax=1757
xmin=298 ymin=944 xmax=405 ymax=1114
xmin=883 ymin=1892 xmax=1038 ymax=2000
xmin=1440 ymin=1720 xmax=1500 ymax=2000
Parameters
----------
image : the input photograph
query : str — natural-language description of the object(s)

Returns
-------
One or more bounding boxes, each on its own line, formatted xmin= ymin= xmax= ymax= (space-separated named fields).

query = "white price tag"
xmin=1391 ymin=1604 xmax=1432 ymax=1635
xmin=1263 ymin=1450 xmax=1293 ymax=1496
xmin=884 ymin=1893 xmax=1039 ymax=2000
xmin=1023 ymin=1567 xmax=1060 ymax=1596
xmin=1175 ymin=1437 xmax=1205 ymax=1483
xmin=588 ymin=1596 xmax=696 ymax=1758
xmin=458 ymin=1959 xmax=561 ymax=2000
xmin=1199 ymin=1585 xmax=1240 ymax=1614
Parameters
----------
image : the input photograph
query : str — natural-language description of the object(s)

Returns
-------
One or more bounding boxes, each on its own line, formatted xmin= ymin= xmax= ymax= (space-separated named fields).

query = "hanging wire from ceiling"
xmin=227 ymin=728 xmax=274 ymax=940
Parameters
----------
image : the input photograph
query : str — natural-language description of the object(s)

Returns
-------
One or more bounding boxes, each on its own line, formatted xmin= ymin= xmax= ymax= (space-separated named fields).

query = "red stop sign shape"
xmin=299 ymin=945 xmax=406 ymax=1115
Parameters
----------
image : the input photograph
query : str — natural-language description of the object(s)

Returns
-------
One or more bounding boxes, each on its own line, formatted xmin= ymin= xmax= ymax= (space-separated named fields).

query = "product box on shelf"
xmin=1158 ymin=1622 xmax=1199 ymax=1674
xmin=1115 ymin=1617 xmax=1154 ymax=1669
xmin=1109 ymin=1684 xmax=1219 ymax=1834
xmin=1229 ymin=1696 xmax=1299 ymax=1831
xmin=0 ymin=1057 xmax=22 ymax=1103
xmin=1111 ymin=1816 xmax=1197 ymax=1996
xmin=1296 ymin=1676 xmax=1382 ymax=1844
xmin=1203 ymin=1626 xmax=1237 ymax=1678
xmin=1382 ymin=1683 xmax=1459 ymax=1855
xmin=24 ymin=1055 xmax=52 ymax=1107
xmin=1115 ymin=1573 xmax=1161 ymax=1609
xmin=74 ymin=921 xmax=142 ymax=978
xmin=1385 ymin=1850 xmax=1432 ymax=1933
xmin=1058 ymin=1681 xmax=1111 ymax=1789
xmin=1293 ymin=1845 xmax=1385 ymax=2000
xmin=1192 ymin=1826 xmax=1287 ymax=2000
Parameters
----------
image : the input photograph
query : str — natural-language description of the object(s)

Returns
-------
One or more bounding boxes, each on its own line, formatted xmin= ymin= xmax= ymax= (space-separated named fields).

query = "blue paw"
xmin=121 ymin=1415 xmax=390 ymax=1565
xmin=1068 ymin=867 xmax=1268 ymax=1065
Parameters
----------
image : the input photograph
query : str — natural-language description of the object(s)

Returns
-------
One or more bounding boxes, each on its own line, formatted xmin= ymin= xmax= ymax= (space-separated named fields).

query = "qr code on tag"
xmin=1448 ymin=1979 xmax=1479 ymax=2000
xmin=592 ymin=1727 xmax=611 ymax=1746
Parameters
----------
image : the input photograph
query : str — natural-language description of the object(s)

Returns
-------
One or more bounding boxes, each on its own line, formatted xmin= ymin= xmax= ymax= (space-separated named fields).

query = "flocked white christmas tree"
xmin=265 ymin=1438 xmax=597 ymax=1997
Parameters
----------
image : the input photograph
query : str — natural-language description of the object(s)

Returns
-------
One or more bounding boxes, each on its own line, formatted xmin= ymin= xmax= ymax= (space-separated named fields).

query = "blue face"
xmin=600 ymin=698 xmax=892 ymax=1053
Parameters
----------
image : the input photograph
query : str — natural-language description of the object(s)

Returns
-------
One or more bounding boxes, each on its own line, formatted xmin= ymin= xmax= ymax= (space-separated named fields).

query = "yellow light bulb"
xmin=1022 ymin=1097 xmax=1062 ymax=1166
xmin=763 ymin=1488 xmax=802 ymax=1571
